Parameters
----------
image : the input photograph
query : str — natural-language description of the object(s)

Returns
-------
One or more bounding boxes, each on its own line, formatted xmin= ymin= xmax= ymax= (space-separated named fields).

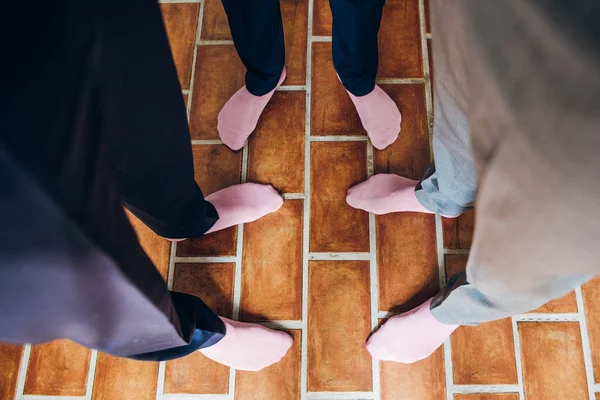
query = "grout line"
xmin=366 ymin=142 xmax=374 ymax=179
xmin=419 ymin=0 xmax=434 ymax=156
xmin=305 ymin=393 xmax=375 ymax=400
xmin=308 ymin=252 xmax=371 ymax=261
xmin=513 ymin=313 xmax=580 ymax=322
xmin=452 ymin=384 xmax=521 ymax=394
xmin=311 ymin=36 xmax=332 ymax=42
xmin=174 ymin=256 xmax=237 ymax=264
xmin=366 ymin=142 xmax=381 ymax=400
xmin=511 ymin=317 xmax=526 ymax=400
xmin=84 ymin=350 xmax=98 ymax=400
xmin=309 ymin=135 xmax=368 ymax=142
xmin=157 ymin=239 xmax=179 ymax=400
xmin=21 ymin=397 xmax=87 ymax=400
xmin=226 ymin=144 xmax=250 ymax=399
xmin=167 ymin=243 xmax=178 ymax=290
xmin=375 ymin=78 xmax=426 ymax=85
xmin=185 ymin=0 xmax=204 ymax=122
xmin=301 ymin=0 xmax=314 ymax=397
xmin=198 ymin=40 xmax=235 ymax=46
xmin=443 ymin=339 xmax=454 ymax=400
xmin=191 ymin=140 xmax=224 ymax=145
xmin=277 ymin=85 xmax=307 ymax=92
xmin=156 ymin=361 xmax=167 ymax=400
xmin=444 ymin=248 xmax=470 ymax=255
xmin=240 ymin=143 xmax=249 ymax=184
xmin=575 ymin=286 xmax=596 ymax=398
xmin=283 ymin=193 xmax=307 ymax=200
xmin=14 ymin=344 xmax=31 ymax=400
xmin=435 ymin=215 xmax=447 ymax=287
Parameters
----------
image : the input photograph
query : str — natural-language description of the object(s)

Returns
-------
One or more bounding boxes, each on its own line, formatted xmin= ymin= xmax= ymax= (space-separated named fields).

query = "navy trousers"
xmin=1 ymin=0 xmax=224 ymax=361
xmin=221 ymin=0 xmax=386 ymax=96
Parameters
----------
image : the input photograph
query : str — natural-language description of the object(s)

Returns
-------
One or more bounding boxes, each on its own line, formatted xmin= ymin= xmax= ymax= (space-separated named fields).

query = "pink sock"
xmin=347 ymin=85 xmax=401 ymax=150
xmin=167 ymin=183 xmax=283 ymax=241
xmin=346 ymin=174 xmax=433 ymax=215
xmin=366 ymin=298 xmax=458 ymax=364
xmin=200 ymin=317 xmax=293 ymax=371
xmin=204 ymin=183 xmax=284 ymax=234
xmin=218 ymin=68 xmax=287 ymax=151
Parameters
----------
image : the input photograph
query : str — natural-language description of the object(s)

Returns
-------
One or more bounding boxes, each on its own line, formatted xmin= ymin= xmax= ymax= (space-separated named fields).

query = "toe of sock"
xmin=371 ymin=129 xmax=399 ymax=150
xmin=346 ymin=186 xmax=364 ymax=209
xmin=277 ymin=333 xmax=294 ymax=358
xmin=260 ymin=185 xmax=284 ymax=212
xmin=218 ymin=124 xmax=247 ymax=151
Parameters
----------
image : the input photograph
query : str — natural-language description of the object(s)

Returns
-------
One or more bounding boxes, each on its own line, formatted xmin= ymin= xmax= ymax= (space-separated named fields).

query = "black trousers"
xmin=221 ymin=0 xmax=386 ymax=96
xmin=1 ymin=0 xmax=223 ymax=361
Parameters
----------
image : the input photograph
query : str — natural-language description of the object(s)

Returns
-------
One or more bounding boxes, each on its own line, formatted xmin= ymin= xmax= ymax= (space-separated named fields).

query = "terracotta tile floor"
xmin=1 ymin=1 xmax=599 ymax=399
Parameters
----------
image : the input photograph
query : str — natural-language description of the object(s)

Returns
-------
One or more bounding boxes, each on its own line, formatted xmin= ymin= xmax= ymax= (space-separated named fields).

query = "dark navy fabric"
xmin=220 ymin=0 xmax=386 ymax=96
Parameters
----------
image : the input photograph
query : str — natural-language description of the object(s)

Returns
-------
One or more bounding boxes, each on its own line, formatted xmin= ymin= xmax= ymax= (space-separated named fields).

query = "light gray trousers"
xmin=416 ymin=1 xmax=600 ymax=325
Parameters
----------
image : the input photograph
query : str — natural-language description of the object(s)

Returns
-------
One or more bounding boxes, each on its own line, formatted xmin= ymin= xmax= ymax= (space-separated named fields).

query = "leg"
xmin=346 ymin=1 xmax=475 ymax=216
xmin=330 ymin=0 xmax=401 ymax=150
xmin=98 ymin=0 xmax=216 ymax=239
xmin=221 ymin=0 xmax=285 ymax=96
xmin=0 ymin=0 xmax=290 ymax=369
xmin=99 ymin=0 xmax=282 ymax=238
xmin=217 ymin=0 xmax=286 ymax=150
xmin=366 ymin=262 xmax=595 ymax=364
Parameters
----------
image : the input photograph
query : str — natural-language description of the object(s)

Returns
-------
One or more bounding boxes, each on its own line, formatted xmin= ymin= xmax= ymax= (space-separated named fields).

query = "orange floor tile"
xmin=2 ymin=1 xmax=598 ymax=400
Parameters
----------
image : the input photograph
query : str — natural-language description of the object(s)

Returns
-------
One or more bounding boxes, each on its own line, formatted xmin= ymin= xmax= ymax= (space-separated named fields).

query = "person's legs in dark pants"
xmin=1 ymin=0 xmax=291 ymax=370
xmin=221 ymin=0 xmax=285 ymax=96
xmin=329 ymin=0 xmax=401 ymax=150
xmin=330 ymin=0 xmax=384 ymax=96
xmin=217 ymin=0 xmax=287 ymax=151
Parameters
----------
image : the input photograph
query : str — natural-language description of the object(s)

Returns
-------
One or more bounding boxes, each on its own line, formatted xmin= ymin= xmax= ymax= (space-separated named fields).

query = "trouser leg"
xmin=220 ymin=0 xmax=285 ymax=96
xmin=431 ymin=269 xmax=594 ymax=326
xmin=330 ymin=0 xmax=386 ymax=96
xmin=0 ymin=0 xmax=224 ymax=361
xmin=99 ymin=0 xmax=218 ymax=239
xmin=413 ymin=4 xmax=476 ymax=216
xmin=414 ymin=137 xmax=476 ymax=216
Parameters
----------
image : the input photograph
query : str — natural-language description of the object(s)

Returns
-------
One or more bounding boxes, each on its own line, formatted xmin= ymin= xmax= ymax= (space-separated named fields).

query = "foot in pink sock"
xmin=366 ymin=298 xmax=458 ymax=363
xmin=218 ymin=68 xmax=287 ymax=151
xmin=204 ymin=183 xmax=284 ymax=234
xmin=347 ymin=85 xmax=401 ymax=150
xmin=346 ymin=174 xmax=434 ymax=215
xmin=166 ymin=183 xmax=283 ymax=241
xmin=200 ymin=317 xmax=293 ymax=371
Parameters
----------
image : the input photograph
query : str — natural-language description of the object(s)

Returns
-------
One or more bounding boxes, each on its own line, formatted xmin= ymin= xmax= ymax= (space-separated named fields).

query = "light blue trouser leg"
xmin=414 ymin=136 xmax=476 ymax=217
xmin=413 ymin=0 xmax=476 ymax=218
xmin=430 ymin=269 xmax=594 ymax=326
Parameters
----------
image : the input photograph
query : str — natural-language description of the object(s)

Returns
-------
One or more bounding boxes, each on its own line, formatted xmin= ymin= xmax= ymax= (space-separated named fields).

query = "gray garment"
xmin=416 ymin=0 xmax=600 ymax=325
